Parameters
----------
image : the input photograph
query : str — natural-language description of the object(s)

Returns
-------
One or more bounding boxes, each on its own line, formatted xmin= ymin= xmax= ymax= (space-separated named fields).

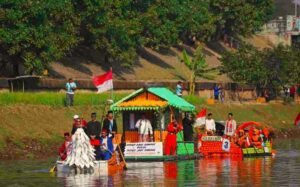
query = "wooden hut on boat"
xmin=110 ymin=87 xmax=198 ymax=161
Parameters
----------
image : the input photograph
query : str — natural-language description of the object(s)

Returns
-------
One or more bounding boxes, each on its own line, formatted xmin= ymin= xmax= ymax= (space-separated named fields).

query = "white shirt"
xmin=135 ymin=119 xmax=153 ymax=135
xmin=205 ymin=119 xmax=216 ymax=131
xmin=101 ymin=137 xmax=108 ymax=150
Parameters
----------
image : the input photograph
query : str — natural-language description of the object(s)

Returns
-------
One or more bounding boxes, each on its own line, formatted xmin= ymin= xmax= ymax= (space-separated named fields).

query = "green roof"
xmin=147 ymin=87 xmax=195 ymax=112
xmin=111 ymin=87 xmax=195 ymax=112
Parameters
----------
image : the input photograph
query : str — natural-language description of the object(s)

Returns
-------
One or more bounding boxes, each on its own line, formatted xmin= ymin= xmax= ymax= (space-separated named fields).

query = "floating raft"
xmin=199 ymin=136 xmax=273 ymax=158
xmin=56 ymin=153 xmax=125 ymax=175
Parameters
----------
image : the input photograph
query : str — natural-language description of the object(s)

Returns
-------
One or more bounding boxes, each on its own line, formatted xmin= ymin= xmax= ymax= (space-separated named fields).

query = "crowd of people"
xmin=59 ymin=110 xmax=272 ymax=159
xmin=197 ymin=112 xmax=271 ymax=149
xmin=58 ymin=111 xmax=118 ymax=161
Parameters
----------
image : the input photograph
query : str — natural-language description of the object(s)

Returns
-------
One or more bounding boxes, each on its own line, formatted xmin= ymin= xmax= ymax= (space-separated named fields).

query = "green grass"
xmin=183 ymin=95 xmax=206 ymax=107
xmin=0 ymin=92 xmax=127 ymax=106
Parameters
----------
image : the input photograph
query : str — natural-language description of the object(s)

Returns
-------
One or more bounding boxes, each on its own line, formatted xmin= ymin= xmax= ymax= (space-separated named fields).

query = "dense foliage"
xmin=210 ymin=0 xmax=274 ymax=38
xmin=0 ymin=0 xmax=80 ymax=75
xmin=0 ymin=0 xmax=274 ymax=75
xmin=221 ymin=44 xmax=300 ymax=95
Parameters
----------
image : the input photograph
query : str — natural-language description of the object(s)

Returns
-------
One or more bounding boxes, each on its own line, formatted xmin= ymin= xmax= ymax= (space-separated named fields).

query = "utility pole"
xmin=295 ymin=0 xmax=300 ymax=16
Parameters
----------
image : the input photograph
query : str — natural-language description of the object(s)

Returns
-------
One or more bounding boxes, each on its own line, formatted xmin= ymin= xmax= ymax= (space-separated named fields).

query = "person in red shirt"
xmin=164 ymin=117 xmax=183 ymax=156
xmin=72 ymin=115 xmax=87 ymax=127
xmin=90 ymin=134 xmax=101 ymax=160
xmin=58 ymin=132 xmax=72 ymax=161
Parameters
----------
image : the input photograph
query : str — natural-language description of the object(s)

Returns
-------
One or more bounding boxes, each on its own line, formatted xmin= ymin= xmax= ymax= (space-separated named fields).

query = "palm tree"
xmin=181 ymin=46 xmax=216 ymax=95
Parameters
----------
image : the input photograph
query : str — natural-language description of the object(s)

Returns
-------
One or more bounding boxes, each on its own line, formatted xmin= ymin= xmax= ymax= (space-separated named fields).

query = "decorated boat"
xmin=55 ymin=128 xmax=126 ymax=175
xmin=110 ymin=86 xmax=199 ymax=162
xmin=56 ymin=152 xmax=125 ymax=175
xmin=198 ymin=121 xmax=275 ymax=158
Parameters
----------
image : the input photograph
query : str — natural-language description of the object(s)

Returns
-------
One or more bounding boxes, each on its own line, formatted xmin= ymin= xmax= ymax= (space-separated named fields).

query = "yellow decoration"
xmin=119 ymin=100 xmax=168 ymax=107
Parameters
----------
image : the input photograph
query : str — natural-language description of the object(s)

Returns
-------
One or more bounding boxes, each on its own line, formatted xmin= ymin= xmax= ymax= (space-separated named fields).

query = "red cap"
xmin=101 ymin=129 xmax=107 ymax=133
xmin=64 ymin=132 xmax=70 ymax=136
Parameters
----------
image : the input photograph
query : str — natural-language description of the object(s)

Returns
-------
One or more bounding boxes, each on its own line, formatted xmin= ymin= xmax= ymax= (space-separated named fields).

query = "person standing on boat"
xmin=135 ymin=113 xmax=153 ymax=142
xmin=58 ymin=132 xmax=72 ymax=161
xmin=99 ymin=129 xmax=114 ymax=160
xmin=165 ymin=117 xmax=183 ymax=155
xmin=65 ymin=78 xmax=77 ymax=106
xmin=182 ymin=113 xmax=194 ymax=141
xmin=224 ymin=113 xmax=237 ymax=140
xmin=90 ymin=134 xmax=101 ymax=160
xmin=205 ymin=113 xmax=216 ymax=136
xmin=102 ymin=111 xmax=118 ymax=136
xmin=87 ymin=113 xmax=101 ymax=138
xmin=71 ymin=117 xmax=87 ymax=135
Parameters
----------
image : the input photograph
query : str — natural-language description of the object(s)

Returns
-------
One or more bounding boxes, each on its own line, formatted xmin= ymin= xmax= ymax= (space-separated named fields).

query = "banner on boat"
xmin=201 ymin=136 xmax=222 ymax=142
xmin=124 ymin=142 xmax=163 ymax=157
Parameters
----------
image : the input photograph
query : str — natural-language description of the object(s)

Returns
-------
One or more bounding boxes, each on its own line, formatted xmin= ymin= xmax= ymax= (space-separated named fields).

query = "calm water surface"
xmin=0 ymin=139 xmax=300 ymax=187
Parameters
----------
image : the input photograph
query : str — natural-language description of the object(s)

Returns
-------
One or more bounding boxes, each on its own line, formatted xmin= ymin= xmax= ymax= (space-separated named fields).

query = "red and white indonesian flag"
xmin=194 ymin=108 xmax=207 ymax=128
xmin=295 ymin=113 xmax=300 ymax=127
xmin=92 ymin=70 xmax=113 ymax=93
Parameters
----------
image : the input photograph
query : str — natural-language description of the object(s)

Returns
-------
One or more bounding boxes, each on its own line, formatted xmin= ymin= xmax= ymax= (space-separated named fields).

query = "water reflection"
xmin=56 ymin=158 xmax=276 ymax=186
xmin=1 ymin=139 xmax=300 ymax=186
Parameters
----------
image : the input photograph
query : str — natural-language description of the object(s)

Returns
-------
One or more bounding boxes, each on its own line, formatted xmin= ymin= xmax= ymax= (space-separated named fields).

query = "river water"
xmin=0 ymin=139 xmax=300 ymax=187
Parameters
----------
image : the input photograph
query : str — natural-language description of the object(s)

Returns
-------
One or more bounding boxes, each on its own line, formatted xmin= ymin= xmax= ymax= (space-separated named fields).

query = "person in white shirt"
xmin=205 ymin=113 xmax=216 ymax=136
xmin=135 ymin=113 xmax=153 ymax=142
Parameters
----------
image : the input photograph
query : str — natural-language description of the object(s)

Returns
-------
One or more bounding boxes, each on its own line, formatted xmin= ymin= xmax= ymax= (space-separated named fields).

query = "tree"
xmin=221 ymin=43 xmax=300 ymax=97
xmin=139 ymin=0 xmax=216 ymax=48
xmin=75 ymin=0 xmax=143 ymax=66
xmin=210 ymin=0 xmax=274 ymax=39
xmin=0 ymin=0 xmax=80 ymax=75
xmin=0 ymin=0 xmax=276 ymax=74
xmin=180 ymin=46 xmax=215 ymax=95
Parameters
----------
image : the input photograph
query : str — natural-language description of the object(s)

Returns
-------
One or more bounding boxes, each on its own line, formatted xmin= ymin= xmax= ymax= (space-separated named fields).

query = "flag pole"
xmin=110 ymin=67 xmax=114 ymax=101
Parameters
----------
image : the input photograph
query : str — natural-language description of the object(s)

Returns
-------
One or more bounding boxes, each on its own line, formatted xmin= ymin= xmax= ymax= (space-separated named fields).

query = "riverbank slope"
xmin=0 ymin=93 xmax=299 ymax=159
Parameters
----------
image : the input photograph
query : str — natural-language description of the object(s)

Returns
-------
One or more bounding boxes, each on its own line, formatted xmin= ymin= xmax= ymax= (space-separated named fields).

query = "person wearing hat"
xmin=87 ymin=113 xmax=101 ymax=138
xmin=99 ymin=129 xmax=114 ymax=160
xmin=102 ymin=111 xmax=118 ymax=136
xmin=58 ymin=132 xmax=72 ymax=160
xmin=71 ymin=116 xmax=87 ymax=135
xmin=72 ymin=115 xmax=79 ymax=127
xmin=72 ymin=115 xmax=87 ymax=127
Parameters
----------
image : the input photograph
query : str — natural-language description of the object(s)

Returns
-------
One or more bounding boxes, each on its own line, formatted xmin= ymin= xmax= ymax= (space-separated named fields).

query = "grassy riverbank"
xmin=0 ymin=92 xmax=298 ymax=159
